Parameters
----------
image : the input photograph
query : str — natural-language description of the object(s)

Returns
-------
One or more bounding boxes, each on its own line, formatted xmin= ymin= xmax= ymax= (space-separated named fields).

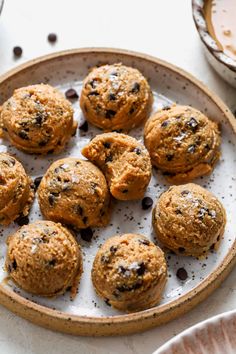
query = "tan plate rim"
xmin=0 ymin=47 xmax=235 ymax=336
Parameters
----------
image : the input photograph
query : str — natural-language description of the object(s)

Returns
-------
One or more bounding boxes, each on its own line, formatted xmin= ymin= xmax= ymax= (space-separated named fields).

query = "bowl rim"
xmin=0 ymin=47 xmax=236 ymax=336
xmin=154 ymin=309 xmax=236 ymax=353
xmin=192 ymin=0 xmax=236 ymax=72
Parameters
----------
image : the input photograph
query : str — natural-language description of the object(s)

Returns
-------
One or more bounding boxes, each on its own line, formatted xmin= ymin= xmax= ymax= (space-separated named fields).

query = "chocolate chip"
xmin=176 ymin=268 xmax=188 ymax=281
xmin=181 ymin=190 xmax=189 ymax=196
xmin=161 ymin=120 xmax=169 ymax=127
xmin=178 ymin=247 xmax=185 ymax=253
xmin=109 ymin=93 xmax=116 ymax=101
xmin=136 ymin=262 xmax=146 ymax=276
xmin=34 ymin=176 xmax=42 ymax=191
xmin=12 ymin=259 xmax=17 ymax=270
xmin=205 ymin=144 xmax=210 ymax=151
xmin=187 ymin=144 xmax=196 ymax=153
xmin=15 ymin=215 xmax=29 ymax=226
xmin=39 ymin=140 xmax=48 ymax=147
xmin=198 ymin=207 xmax=208 ymax=219
xmin=48 ymin=194 xmax=55 ymax=206
xmin=80 ymin=227 xmax=93 ymax=242
xmin=122 ymin=189 xmax=128 ymax=193
xmin=34 ymin=114 xmax=44 ymax=126
xmin=110 ymin=245 xmax=117 ymax=253
xmin=166 ymin=154 xmax=174 ymax=161
xmin=82 ymin=216 xmax=88 ymax=225
xmin=19 ymin=131 xmax=29 ymax=140
xmin=131 ymin=82 xmax=140 ymax=93
xmin=187 ymin=117 xmax=198 ymax=132
xmin=89 ymin=80 xmax=97 ymax=89
xmin=117 ymin=281 xmax=142 ymax=292
xmin=105 ymin=154 xmax=113 ymax=163
xmin=103 ymin=142 xmax=111 ymax=148
xmin=88 ymin=91 xmax=99 ymax=97
xmin=142 ymin=197 xmax=153 ymax=210
xmin=105 ymin=110 xmax=116 ymax=119
xmin=47 ymin=149 xmax=54 ymax=154
xmin=75 ymin=205 xmax=83 ymax=216
xmin=118 ymin=265 xmax=127 ymax=274
xmin=65 ymin=88 xmax=79 ymax=100
xmin=138 ymin=238 xmax=150 ymax=246
xmin=129 ymin=107 xmax=135 ymax=115
xmin=13 ymin=46 xmax=23 ymax=57
xmin=47 ymin=33 xmax=57 ymax=43
xmin=133 ymin=147 xmax=141 ymax=155
xmin=48 ymin=259 xmax=56 ymax=267
xmin=175 ymin=209 xmax=182 ymax=215
xmin=79 ymin=121 xmax=88 ymax=132
xmin=101 ymin=255 xmax=110 ymax=263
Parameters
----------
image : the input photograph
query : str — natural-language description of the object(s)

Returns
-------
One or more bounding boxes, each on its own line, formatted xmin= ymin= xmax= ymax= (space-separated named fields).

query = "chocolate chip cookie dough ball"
xmin=82 ymin=132 xmax=152 ymax=200
xmin=6 ymin=220 xmax=82 ymax=297
xmin=0 ymin=153 xmax=34 ymax=226
xmin=0 ymin=84 xmax=77 ymax=154
xmin=144 ymin=105 xmax=221 ymax=183
xmin=38 ymin=158 xmax=111 ymax=229
xmin=80 ymin=63 xmax=153 ymax=132
xmin=153 ymin=183 xmax=226 ymax=257
xmin=92 ymin=234 xmax=167 ymax=312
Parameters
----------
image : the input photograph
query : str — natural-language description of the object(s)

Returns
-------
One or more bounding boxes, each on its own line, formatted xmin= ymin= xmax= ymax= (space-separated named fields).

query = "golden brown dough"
xmin=152 ymin=183 xmax=226 ymax=257
xmin=0 ymin=153 xmax=34 ymax=225
xmin=82 ymin=132 xmax=152 ymax=200
xmin=80 ymin=63 xmax=153 ymax=132
xmin=0 ymin=84 xmax=77 ymax=154
xmin=144 ymin=105 xmax=221 ymax=183
xmin=92 ymin=233 xmax=167 ymax=312
xmin=6 ymin=220 xmax=83 ymax=298
xmin=38 ymin=158 xmax=111 ymax=229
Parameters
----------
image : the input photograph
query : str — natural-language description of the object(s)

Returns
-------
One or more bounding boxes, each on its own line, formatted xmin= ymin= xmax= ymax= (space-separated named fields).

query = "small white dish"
xmin=155 ymin=309 xmax=236 ymax=354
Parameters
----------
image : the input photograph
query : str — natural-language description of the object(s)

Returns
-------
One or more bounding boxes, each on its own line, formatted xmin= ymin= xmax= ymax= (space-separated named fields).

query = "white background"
xmin=0 ymin=0 xmax=236 ymax=353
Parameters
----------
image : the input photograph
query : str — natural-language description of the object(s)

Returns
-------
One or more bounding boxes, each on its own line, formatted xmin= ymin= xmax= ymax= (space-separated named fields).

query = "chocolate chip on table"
xmin=142 ymin=197 xmax=153 ymax=210
xmin=13 ymin=46 xmax=23 ymax=57
xmin=79 ymin=121 xmax=88 ymax=132
xmin=34 ymin=176 xmax=43 ymax=191
xmin=176 ymin=268 xmax=188 ymax=281
xmin=133 ymin=147 xmax=141 ymax=155
xmin=131 ymin=82 xmax=140 ymax=93
xmin=105 ymin=110 xmax=116 ymax=119
xmin=80 ymin=227 xmax=93 ymax=242
xmin=47 ymin=33 xmax=57 ymax=43
xmin=65 ymin=88 xmax=79 ymax=100
xmin=15 ymin=214 xmax=29 ymax=226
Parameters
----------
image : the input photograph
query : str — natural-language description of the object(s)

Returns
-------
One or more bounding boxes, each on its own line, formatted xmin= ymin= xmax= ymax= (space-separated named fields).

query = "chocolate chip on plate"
xmin=15 ymin=214 xmax=29 ymax=226
xmin=141 ymin=197 xmax=153 ymax=210
xmin=47 ymin=33 xmax=57 ymax=43
xmin=65 ymin=88 xmax=79 ymax=100
xmin=79 ymin=121 xmax=88 ymax=132
xmin=34 ymin=176 xmax=43 ymax=191
xmin=176 ymin=268 xmax=188 ymax=281
xmin=13 ymin=46 xmax=23 ymax=57
xmin=80 ymin=227 xmax=93 ymax=242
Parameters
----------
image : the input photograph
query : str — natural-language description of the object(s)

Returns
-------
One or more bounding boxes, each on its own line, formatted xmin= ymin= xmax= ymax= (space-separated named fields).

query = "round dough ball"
xmin=6 ymin=220 xmax=82 ymax=297
xmin=92 ymin=234 xmax=167 ymax=312
xmin=0 ymin=84 xmax=77 ymax=154
xmin=0 ymin=153 xmax=34 ymax=225
xmin=144 ymin=105 xmax=220 ymax=183
xmin=153 ymin=183 xmax=226 ymax=257
xmin=82 ymin=132 xmax=152 ymax=200
xmin=38 ymin=158 xmax=111 ymax=229
xmin=80 ymin=63 xmax=153 ymax=132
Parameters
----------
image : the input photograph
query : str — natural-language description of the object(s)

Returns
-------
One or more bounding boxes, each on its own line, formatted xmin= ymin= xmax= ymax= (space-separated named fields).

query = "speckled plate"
xmin=0 ymin=48 xmax=235 ymax=336
xmin=155 ymin=310 xmax=236 ymax=354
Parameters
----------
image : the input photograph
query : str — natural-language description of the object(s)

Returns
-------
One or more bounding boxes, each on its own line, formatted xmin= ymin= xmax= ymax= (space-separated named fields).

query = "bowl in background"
xmin=192 ymin=0 xmax=236 ymax=88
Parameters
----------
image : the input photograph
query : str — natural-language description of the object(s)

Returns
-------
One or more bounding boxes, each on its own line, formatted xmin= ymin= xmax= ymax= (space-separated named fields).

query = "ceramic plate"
xmin=155 ymin=310 xmax=236 ymax=354
xmin=0 ymin=48 xmax=235 ymax=336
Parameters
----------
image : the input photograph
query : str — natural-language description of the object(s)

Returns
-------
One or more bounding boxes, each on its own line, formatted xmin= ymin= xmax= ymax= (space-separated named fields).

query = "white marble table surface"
xmin=0 ymin=0 xmax=236 ymax=353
